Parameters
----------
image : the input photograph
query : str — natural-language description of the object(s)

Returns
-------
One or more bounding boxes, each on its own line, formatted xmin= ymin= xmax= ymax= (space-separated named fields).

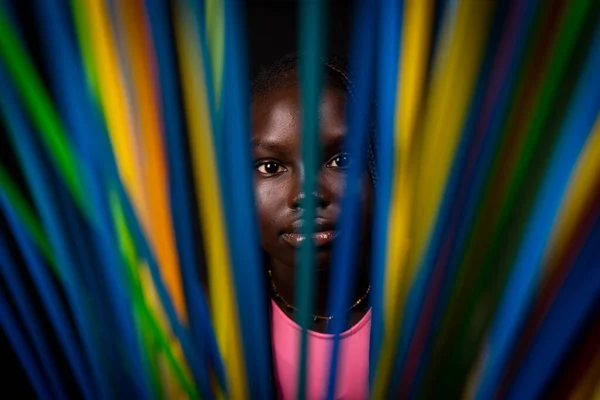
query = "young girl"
xmin=251 ymin=55 xmax=375 ymax=399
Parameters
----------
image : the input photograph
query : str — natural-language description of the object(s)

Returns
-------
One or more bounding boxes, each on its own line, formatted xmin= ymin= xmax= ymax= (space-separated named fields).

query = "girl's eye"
xmin=327 ymin=153 xmax=352 ymax=169
xmin=256 ymin=161 xmax=286 ymax=175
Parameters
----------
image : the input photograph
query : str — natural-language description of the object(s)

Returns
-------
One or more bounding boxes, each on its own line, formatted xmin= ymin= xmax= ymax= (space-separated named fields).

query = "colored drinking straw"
xmin=295 ymin=1 xmax=327 ymax=398
xmin=325 ymin=0 xmax=377 ymax=397
xmin=369 ymin=0 xmax=403 ymax=396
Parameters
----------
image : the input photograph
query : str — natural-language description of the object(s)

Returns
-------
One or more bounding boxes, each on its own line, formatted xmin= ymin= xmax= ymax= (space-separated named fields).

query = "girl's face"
xmin=251 ymin=83 xmax=373 ymax=271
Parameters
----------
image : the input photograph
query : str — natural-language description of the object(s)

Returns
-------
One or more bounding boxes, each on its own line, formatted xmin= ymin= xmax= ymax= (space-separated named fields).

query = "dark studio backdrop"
xmin=0 ymin=1 xmax=353 ymax=396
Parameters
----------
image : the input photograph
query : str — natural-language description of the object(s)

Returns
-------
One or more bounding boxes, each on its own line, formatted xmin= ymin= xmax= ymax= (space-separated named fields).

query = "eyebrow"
xmin=251 ymin=139 xmax=287 ymax=153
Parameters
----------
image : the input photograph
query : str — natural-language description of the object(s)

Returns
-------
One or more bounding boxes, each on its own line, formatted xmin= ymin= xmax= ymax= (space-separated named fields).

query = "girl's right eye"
xmin=256 ymin=161 xmax=287 ymax=175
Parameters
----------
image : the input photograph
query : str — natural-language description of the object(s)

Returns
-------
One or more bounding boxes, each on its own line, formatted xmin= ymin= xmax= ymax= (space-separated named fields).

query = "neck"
xmin=268 ymin=258 xmax=370 ymax=317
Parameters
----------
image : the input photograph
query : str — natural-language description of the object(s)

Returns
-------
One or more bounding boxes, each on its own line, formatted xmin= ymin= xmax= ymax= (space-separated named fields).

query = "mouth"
xmin=281 ymin=218 xmax=338 ymax=248
xmin=281 ymin=230 xmax=339 ymax=248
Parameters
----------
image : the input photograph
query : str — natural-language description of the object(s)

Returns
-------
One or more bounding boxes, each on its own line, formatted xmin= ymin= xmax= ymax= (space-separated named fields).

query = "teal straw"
xmin=296 ymin=1 xmax=327 ymax=398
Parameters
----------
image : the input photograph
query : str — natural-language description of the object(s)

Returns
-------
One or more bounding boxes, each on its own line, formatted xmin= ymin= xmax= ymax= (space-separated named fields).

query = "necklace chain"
xmin=267 ymin=270 xmax=371 ymax=322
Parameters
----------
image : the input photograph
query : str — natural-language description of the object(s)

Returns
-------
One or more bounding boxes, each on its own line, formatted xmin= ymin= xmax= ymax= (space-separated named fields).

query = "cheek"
xmin=254 ymin=179 xmax=287 ymax=233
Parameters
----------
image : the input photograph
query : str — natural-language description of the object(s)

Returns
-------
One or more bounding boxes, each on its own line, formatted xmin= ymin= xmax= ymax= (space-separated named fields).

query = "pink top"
xmin=271 ymin=300 xmax=371 ymax=400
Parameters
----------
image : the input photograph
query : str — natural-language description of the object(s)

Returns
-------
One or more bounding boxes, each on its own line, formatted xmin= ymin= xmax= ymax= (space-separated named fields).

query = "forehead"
xmin=251 ymin=85 xmax=347 ymax=149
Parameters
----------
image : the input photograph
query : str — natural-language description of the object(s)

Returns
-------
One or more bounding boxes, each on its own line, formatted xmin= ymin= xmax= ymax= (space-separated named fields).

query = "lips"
xmin=281 ymin=218 xmax=338 ymax=248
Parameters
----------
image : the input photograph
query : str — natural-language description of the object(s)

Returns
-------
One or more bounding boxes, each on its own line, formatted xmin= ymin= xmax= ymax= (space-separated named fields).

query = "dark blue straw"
xmin=388 ymin=0 xmax=539 ymax=393
xmin=0 ymin=231 xmax=67 ymax=399
xmin=222 ymin=0 xmax=273 ymax=397
xmin=0 ymin=191 xmax=92 ymax=398
xmin=368 ymin=0 xmax=403 ymax=390
xmin=0 ymin=289 xmax=50 ymax=399
xmin=324 ymin=0 xmax=377 ymax=398
xmin=475 ymin=21 xmax=600 ymax=399
xmin=0 ymin=63 xmax=99 ymax=399
xmin=506 ymin=210 xmax=600 ymax=400
xmin=145 ymin=0 xmax=220 ymax=396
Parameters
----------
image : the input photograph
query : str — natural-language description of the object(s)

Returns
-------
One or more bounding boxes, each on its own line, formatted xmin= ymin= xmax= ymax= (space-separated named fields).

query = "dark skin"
xmin=252 ymin=81 xmax=373 ymax=333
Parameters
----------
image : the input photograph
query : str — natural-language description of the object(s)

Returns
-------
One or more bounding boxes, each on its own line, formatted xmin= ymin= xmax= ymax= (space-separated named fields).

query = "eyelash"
xmin=255 ymin=153 xmax=351 ymax=176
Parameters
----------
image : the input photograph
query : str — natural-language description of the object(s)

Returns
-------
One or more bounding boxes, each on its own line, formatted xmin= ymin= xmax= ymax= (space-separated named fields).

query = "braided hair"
xmin=252 ymin=54 xmax=377 ymax=186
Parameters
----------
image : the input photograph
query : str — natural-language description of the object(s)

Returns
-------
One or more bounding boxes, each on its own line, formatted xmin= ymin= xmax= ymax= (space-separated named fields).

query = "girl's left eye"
xmin=327 ymin=153 xmax=352 ymax=169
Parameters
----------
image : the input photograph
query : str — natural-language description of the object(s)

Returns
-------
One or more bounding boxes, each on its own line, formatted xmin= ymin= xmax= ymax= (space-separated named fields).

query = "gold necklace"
xmin=267 ymin=270 xmax=371 ymax=322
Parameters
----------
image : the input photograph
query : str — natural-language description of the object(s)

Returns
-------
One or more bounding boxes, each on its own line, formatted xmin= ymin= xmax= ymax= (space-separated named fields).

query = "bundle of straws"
xmin=1 ymin=0 xmax=599 ymax=398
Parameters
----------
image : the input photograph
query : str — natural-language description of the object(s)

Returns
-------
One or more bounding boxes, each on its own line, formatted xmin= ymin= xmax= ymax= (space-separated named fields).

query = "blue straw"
xmin=295 ymin=1 xmax=327 ymax=398
xmin=388 ymin=0 xmax=539 ymax=393
xmin=221 ymin=0 xmax=273 ymax=397
xmin=145 ymin=0 xmax=220 ymax=395
xmin=0 ymin=231 xmax=67 ymax=399
xmin=368 ymin=0 xmax=403 ymax=390
xmin=0 ymin=63 xmax=100 ymax=400
xmin=324 ymin=0 xmax=377 ymax=398
xmin=0 ymin=289 xmax=50 ymax=399
xmin=474 ymin=20 xmax=600 ymax=400
xmin=506 ymin=211 xmax=600 ymax=400
xmin=28 ymin=3 xmax=159 ymax=396
xmin=0 ymin=191 xmax=93 ymax=398
xmin=390 ymin=3 xmax=514 ymax=396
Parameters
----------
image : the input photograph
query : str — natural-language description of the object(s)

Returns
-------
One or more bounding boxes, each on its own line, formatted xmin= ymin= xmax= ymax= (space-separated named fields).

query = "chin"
xmin=315 ymin=251 xmax=333 ymax=272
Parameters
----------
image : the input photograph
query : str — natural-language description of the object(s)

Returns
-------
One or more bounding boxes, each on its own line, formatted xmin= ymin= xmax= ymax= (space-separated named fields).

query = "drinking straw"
xmin=392 ymin=11 xmax=504 ymax=399
xmin=421 ymin=1 xmax=560 ymax=394
xmin=505 ymin=211 xmax=600 ymax=400
xmin=144 ymin=0 xmax=220 ymax=395
xmin=205 ymin=0 xmax=224 ymax=106
xmin=33 ymin=1 xmax=213 ymax=393
xmin=0 ymin=8 xmax=86 ymax=216
xmin=0 ymin=64 xmax=102 ymax=399
xmin=109 ymin=192 xmax=199 ymax=399
xmin=375 ymin=0 xmax=435 ymax=392
xmin=409 ymin=0 xmax=494 ymax=281
xmin=0 ymin=289 xmax=50 ymax=399
xmin=295 ymin=1 xmax=326 ymax=398
xmin=115 ymin=179 xmax=218 ymax=398
xmin=222 ymin=0 xmax=273 ymax=396
xmin=543 ymin=120 xmax=600 ymax=278
xmin=324 ymin=0 xmax=377 ymax=397
xmin=0 ymin=165 xmax=56 ymax=274
xmin=0 ymin=233 xmax=66 ymax=399
xmin=174 ymin=1 xmax=246 ymax=397
xmin=83 ymin=0 xmax=148 ymax=225
xmin=384 ymin=0 xmax=433 ymax=322
xmin=70 ymin=0 xmax=99 ymax=97
xmin=495 ymin=121 xmax=600 ymax=399
xmin=383 ymin=1 xmax=494 ymax=395
xmin=115 ymin=0 xmax=186 ymax=322
xmin=0 ymin=192 xmax=93 ymax=398
xmin=474 ymin=13 xmax=600 ymax=396
xmin=369 ymin=0 xmax=403 ymax=395
xmin=26 ymin=2 xmax=164 ymax=396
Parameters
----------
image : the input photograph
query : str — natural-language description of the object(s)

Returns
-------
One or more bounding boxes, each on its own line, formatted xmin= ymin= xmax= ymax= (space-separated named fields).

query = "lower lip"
xmin=281 ymin=231 xmax=338 ymax=248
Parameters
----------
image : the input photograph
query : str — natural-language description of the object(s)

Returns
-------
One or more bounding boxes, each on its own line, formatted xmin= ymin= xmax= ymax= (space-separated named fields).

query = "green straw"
xmin=110 ymin=191 xmax=199 ymax=399
xmin=0 ymin=8 xmax=88 ymax=218
xmin=295 ymin=1 xmax=327 ymax=399
xmin=0 ymin=164 xmax=58 ymax=276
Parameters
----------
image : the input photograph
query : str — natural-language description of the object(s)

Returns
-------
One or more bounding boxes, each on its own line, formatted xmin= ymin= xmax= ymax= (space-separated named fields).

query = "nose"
xmin=288 ymin=172 xmax=331 ymax=211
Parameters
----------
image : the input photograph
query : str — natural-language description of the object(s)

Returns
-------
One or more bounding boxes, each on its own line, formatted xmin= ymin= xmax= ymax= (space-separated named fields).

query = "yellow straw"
xmin=408 ymin=0 xmax=493 ymax=282
xmin=568 ymin=349 xmax=600 ymax=400
xmin=543 ymin=116 xmax=600 ymax=276
xmin=372 ymin=0 xmax=434 ymax=395
xmin=384 ymin=0 xmax=434 ymax=337
xmin=174 ymin=2 xmax=247 ymax=398
xmin=373 ymin=2 xmax=494 ymax=395
xmin=84 ymin=0 xmax=148 ymax=228
xmin=115 ymin=0 xmax=187 ymax=322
